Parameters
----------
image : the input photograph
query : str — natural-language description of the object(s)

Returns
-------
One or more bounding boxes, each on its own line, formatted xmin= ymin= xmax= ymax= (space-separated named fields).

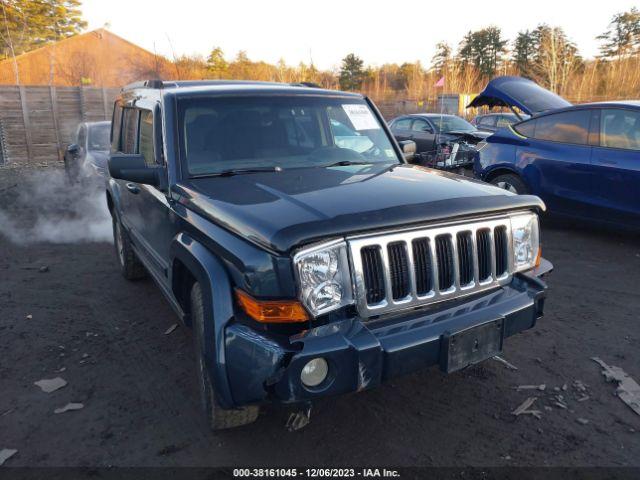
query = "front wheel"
xmin=63 ymin=154 xmax=80 ymax=184
xmin=190 ymin=283 xmax=259 ymax=430
xmin=490 ymin=173 xmax=529 ymax=195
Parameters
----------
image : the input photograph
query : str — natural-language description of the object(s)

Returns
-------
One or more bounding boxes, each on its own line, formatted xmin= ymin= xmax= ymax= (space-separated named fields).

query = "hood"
xmin=438 ymin=130 xmax=492 ymax=143
xmin=467 ymin=76 xmax=571 ymax=116
xmin=178 ymin=164 xmax=544 ymax=253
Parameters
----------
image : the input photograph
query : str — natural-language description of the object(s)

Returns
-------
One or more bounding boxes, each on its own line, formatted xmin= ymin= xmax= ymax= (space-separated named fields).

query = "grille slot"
xmin=494 ymin=225 xmax=508 ymax=276
xmin=456 ymin=231 xmax=474 ymax=286
xmin=387 ymin=242 xmax=410 ymax=300
xmin=412 ymin=238 xmax=432 ymax=295
xmin=436 ymin=235 xmax=454 ymax=290
xmin=476 ymin=228 xmax=492 ymax=281
xmin=349 ymin=217 xmax=513 ymax=318
xmin=361 ymin=246 xmax=385 ymax=304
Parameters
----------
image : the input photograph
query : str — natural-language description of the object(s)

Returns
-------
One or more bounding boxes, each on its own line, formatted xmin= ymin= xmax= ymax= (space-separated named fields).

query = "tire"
xmin=63 ymin=155 xmax=80 ymax=184
xmin=490 ymin=173 xmax=529 ymax=195
xmin=112 ymin=214 xmax=146 ymax=280
xmin=190 ymin=282 xmax=259 ymax=430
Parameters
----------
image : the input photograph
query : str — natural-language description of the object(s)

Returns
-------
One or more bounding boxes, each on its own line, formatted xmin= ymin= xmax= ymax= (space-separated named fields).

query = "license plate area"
xmin=440 ymin=318 xmax=504 ymax=373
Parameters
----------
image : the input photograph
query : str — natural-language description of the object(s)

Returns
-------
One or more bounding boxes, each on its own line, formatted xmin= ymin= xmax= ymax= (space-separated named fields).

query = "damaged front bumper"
xmin=224 ymin=264 xmax=550 ymax=407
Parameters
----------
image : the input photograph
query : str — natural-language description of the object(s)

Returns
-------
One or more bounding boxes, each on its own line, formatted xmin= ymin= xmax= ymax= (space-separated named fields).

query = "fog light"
xmin=300 ymin=358 xmax=328 ymax=388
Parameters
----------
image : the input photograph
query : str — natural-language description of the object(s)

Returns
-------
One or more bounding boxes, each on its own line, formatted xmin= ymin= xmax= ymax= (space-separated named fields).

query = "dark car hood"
xmin=177 ymin=164 xmax=544 ymax=253
xmin=438 ymin=130 xmax=492 ymax=143
xmin=467 ymin=76 xmax=571 ymax=116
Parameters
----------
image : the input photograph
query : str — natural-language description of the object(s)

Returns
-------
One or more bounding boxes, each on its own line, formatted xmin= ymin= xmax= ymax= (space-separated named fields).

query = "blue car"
xmin=472 ymin=76 xmax=640 ymax=229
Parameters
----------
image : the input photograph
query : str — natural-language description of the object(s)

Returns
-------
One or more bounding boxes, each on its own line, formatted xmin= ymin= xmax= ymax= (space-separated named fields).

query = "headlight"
xmin=510 ymin=213 xmax=540 ymax=272
xmin=293 ymin=240 xmax=353 ymax=317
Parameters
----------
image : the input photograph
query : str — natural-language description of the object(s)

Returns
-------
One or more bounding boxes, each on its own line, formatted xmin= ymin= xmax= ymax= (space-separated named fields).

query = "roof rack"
xmin=122 ymin=79 xmax=324 ymax=91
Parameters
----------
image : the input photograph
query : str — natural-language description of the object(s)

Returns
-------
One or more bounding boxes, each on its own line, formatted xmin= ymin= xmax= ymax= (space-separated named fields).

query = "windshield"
xmin=430 ymin=115 xmax=475 ymax=133
xmin=88 ymin=123 xmax=110 ymax=151
xmin=178 ymin=96 xmax=400 ymax=176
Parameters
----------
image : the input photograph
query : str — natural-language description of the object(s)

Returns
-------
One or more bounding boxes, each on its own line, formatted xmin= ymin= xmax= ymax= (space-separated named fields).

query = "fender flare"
xmin=106 ymin=179 xmax=123 ymax=217
xmin=484 ymin=164 xmax=521 ymax=182
xmin=170 ymin=232 xmax=236 ymax=409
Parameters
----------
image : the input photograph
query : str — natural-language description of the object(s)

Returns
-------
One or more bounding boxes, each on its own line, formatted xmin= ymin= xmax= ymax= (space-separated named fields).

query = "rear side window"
xmin=121 ymin=108 xmax=139 ymax=154
xmin=394 ymin=118 xmax=411 ymax=130
xmin=514 ymin=119 xmax=536 ymax=137
xmin=600 ymin=109 xmax=640 ymax=150
xmin=534 ymin=110 xmax=591 ymax=144
xmin=138 ymin=110 xmax=155 ymax=165
xmin=411 ymin=119 xmax=431 ymax=132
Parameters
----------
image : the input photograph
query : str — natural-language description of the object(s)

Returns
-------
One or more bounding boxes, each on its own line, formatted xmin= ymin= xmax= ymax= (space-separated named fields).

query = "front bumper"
xmin=224 ymin=264 xmax=549 ymax=407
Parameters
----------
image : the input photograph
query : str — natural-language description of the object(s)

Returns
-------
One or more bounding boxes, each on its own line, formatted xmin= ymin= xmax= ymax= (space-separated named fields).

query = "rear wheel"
xmin=112 ymin=215 xmax=146 ymax=280
xmin=190 ymin=282 xmax=259 ymax=430
xmin=490 ymin=173 xmax=529 ymax=195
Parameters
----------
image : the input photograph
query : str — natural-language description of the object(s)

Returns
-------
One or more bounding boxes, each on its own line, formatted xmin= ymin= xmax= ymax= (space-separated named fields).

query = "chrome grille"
xmin=361 ymin=246 xmax=385 ymax=304
xmin=412 ymin=238 xmax=432 ymax=295
xmin=348 ymin=217 xmax=513 ymax=318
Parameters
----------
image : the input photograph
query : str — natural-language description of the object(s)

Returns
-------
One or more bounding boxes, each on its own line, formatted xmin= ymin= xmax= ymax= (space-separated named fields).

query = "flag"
xmin=434 ymin=76 xmax=445 ymax=88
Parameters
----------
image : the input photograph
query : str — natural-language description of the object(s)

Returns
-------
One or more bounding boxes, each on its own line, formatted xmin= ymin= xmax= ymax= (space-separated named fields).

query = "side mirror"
xmin=67 ymin=144 xmax=80 ymax=155
xmin=108 ymin=153 xmax=162 ymax=187
xmin=399 ymin=140 xmax=417 ymax=161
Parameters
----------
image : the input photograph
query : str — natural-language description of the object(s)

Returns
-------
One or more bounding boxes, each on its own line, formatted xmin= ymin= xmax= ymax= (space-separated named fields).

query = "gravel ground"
xmin=1 ymin=166 xmax=639 ymax=468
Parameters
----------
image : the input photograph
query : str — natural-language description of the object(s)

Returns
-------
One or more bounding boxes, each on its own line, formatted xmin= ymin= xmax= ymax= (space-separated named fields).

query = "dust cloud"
xmin=0 ymin=169 xmax=112 ymax=244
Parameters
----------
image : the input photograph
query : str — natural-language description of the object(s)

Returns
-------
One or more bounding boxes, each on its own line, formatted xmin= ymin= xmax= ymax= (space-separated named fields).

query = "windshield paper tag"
xmin=342 ymin=104 xmax=380 ymax=130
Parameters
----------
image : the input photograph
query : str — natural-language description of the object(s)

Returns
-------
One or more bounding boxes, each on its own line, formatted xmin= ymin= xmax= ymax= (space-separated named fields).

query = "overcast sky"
xmin=82 ymin=0 xmax=638 ymax=70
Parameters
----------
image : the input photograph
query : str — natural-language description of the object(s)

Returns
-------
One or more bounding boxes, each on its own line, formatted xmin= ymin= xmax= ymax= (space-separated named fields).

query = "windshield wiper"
xmin=323 ymin=160 xmax=373 ymax=168
xmin=191 ymin=166 xmax=282 ymax=178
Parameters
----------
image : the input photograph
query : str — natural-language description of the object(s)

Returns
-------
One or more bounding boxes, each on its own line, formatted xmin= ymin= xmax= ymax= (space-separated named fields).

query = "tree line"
xmin=2 ymin=1 xmax=640 ymax=104
xmin=340 ymin=10 xmax=640 ymax=102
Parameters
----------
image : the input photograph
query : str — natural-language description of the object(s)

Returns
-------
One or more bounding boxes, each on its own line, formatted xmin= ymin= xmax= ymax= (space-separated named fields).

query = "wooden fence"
xmin=0 ymin=85 xmax=120 ymax=166
xmin=0 ymin=86 xmax=471 ymax=167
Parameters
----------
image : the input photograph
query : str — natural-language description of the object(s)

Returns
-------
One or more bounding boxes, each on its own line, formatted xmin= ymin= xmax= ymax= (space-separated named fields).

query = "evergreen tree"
xmin=457 ymin=27 xmax=507 ymax=77
xmin=0 ymin=0 xmax=86 ymax=59
xmin=513 ymin=30 xmax=538 ymax=77
xmin=206 ymin=47 xmax=228 ymax=78
xmin=338 ymin=53 xmax=364 ymax=91
xmin=598 ymin=7 xmax=640 ymax=59
xmin=431 ymin=41 xmax=451 ymax=75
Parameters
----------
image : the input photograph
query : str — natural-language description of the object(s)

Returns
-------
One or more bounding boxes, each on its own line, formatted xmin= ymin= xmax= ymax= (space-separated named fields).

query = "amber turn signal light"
xmin=535 ymin=246 xmax=542 ymax=268
xmin=235 ymin=289 xmax=309 ymax=323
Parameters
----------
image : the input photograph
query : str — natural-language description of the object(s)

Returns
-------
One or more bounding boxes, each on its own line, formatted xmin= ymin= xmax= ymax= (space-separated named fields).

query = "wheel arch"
xmin=105 ymin=180 xmax=123 ymax=218
xmin=169 ymin=232 xmax=237 ymax=409
xmin=484 ymin=166 xmax=522 ymax=183
xmin=106 ymin=190 xmax=114 ymax=216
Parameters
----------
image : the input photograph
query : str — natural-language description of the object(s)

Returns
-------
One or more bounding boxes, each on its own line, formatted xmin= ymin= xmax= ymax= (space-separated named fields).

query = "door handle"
xmin=125 ymin=183 xmax=141 ymax=194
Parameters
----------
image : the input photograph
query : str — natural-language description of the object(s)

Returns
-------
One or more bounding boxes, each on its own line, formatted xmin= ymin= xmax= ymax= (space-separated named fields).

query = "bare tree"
xmin=57 ymin=50 xmax=98 ymax=85
xmin=535 ymin=26 xmax=581 ymax=94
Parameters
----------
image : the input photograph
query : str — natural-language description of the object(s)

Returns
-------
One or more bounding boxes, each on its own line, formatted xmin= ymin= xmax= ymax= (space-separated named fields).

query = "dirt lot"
xmin=1 ymin=166 xmax=639 ymax=468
